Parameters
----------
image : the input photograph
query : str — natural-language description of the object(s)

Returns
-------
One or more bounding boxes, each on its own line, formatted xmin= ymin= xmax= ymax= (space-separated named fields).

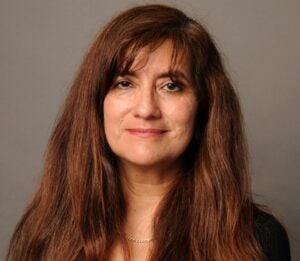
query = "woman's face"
xmin=103 ymin=41 xmax=198 ymax=171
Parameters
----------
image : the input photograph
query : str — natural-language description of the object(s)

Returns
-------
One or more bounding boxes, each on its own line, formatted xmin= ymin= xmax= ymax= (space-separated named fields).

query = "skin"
xmin=104 ymin=40 xmax=198 ymax=260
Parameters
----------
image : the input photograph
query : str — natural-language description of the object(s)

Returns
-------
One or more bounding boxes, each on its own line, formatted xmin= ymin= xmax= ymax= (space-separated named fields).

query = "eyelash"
xmin=114 ymin=80 xmax=132 ymax=89
xmin=113 ymin=80 xmax=183 ymax=92
xmin=163 ymin=81 xmax=183 ymax=92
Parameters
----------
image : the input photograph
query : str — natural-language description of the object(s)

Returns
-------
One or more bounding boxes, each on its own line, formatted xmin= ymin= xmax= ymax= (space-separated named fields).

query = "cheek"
xmin=103 ymin=94 xmax=132 ymax=145
xmin=103 ymin=95 xmax=121 ymax=137
xmin=167 ymin=97 xmax=198 ymax=138
xmin=103 ymin=97 xmax=112 ymax=132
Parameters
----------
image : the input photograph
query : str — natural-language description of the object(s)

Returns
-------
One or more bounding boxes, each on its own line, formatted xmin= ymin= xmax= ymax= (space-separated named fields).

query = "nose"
xmin=132 ymin=87 xmax=161 ymax=119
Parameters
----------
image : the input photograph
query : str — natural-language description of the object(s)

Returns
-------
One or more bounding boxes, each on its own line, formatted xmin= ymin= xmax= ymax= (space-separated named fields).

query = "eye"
xmin=114 ymin=80 xmax=132 ymax=89
xmin=163 ymin=82 xmax=182 ymax=92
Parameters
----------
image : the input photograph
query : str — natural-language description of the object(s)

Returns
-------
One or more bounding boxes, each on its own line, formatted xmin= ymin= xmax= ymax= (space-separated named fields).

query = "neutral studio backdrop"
xmin=1 ymin=0 xmax=299 ymax=259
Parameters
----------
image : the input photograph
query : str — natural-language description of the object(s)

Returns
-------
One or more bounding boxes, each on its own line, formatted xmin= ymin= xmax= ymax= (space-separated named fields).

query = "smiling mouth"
xmin=126 ymin=128 xmax=168 ymax=138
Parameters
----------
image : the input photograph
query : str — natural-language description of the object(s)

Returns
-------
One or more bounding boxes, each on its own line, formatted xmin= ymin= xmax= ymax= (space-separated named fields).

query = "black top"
xmin=254 ymin=208 xmax=291 ymax=261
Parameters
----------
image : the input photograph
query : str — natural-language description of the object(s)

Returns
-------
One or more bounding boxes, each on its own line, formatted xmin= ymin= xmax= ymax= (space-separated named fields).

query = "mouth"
xmin=126 ymin=128 xmax=168 ymax=138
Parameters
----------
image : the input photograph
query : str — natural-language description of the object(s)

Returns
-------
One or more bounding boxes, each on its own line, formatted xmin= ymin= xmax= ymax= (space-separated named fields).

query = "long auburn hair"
xmin=7 ymin=4 xmax=264 ymax=261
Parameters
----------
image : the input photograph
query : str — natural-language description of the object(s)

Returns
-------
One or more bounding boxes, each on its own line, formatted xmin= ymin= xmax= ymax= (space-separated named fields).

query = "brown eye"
xmin=164 ymin=82 xmax=182 ymax=92
xmin=115 ymin=80 xmax=132 ymax=89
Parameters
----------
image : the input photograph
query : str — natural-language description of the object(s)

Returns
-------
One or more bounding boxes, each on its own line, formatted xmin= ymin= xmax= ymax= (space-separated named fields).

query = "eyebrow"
xmin=119 ymin=70 xmax=192 ymax=84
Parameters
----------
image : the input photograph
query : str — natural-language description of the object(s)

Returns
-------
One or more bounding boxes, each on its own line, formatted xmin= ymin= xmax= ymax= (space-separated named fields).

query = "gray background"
xmin=1 ymin=0 xmax=299 ymax=259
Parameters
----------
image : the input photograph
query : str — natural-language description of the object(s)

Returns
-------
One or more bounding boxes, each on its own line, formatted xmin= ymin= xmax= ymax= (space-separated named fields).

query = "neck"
xmin=119 ymin=161 xmax=180 ymax=201
xmin=119 ymin=161 xmax=180 ymax=239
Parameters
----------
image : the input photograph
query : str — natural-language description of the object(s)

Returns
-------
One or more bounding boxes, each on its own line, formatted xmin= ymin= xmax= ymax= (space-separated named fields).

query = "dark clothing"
xmin=254 ymin=208 xmax=291 ymax=261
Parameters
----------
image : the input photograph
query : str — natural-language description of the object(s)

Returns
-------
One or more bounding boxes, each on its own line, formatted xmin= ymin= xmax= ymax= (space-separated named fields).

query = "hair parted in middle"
xmin=6 ymin=4 xmax=264 ymax=261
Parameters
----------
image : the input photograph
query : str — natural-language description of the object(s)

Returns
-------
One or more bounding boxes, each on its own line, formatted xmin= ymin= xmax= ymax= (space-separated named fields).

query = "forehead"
xmin=118 ymin=40 xmax=191 ymax=75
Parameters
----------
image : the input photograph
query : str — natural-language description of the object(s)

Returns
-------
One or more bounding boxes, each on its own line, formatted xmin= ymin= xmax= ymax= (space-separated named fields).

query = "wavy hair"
xmin=7 ymin=4 xmax=264 ymax=260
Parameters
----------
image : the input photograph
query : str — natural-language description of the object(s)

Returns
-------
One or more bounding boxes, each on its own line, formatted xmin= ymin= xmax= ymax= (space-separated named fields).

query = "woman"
xmin=6 ymin=4 xmax=290 ymax=261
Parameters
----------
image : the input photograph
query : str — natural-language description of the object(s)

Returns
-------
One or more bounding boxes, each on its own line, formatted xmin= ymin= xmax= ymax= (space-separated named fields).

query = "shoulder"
xmin=253 ymin=207 xmax=291 ymax=261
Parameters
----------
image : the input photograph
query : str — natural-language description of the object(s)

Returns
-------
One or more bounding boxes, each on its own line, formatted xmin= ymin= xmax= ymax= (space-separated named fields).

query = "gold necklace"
xmin=125 ymin=234 xmax=154 ymax=243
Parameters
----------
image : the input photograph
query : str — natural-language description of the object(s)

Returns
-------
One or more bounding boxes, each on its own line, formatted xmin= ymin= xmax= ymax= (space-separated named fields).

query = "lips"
xmin=126 ymin=128 xmax=168 ymax=138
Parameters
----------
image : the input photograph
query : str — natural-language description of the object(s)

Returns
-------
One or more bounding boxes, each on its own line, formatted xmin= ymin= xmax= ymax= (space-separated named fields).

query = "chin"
xmin=119 ymin=154 xmax=182 ymax=172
